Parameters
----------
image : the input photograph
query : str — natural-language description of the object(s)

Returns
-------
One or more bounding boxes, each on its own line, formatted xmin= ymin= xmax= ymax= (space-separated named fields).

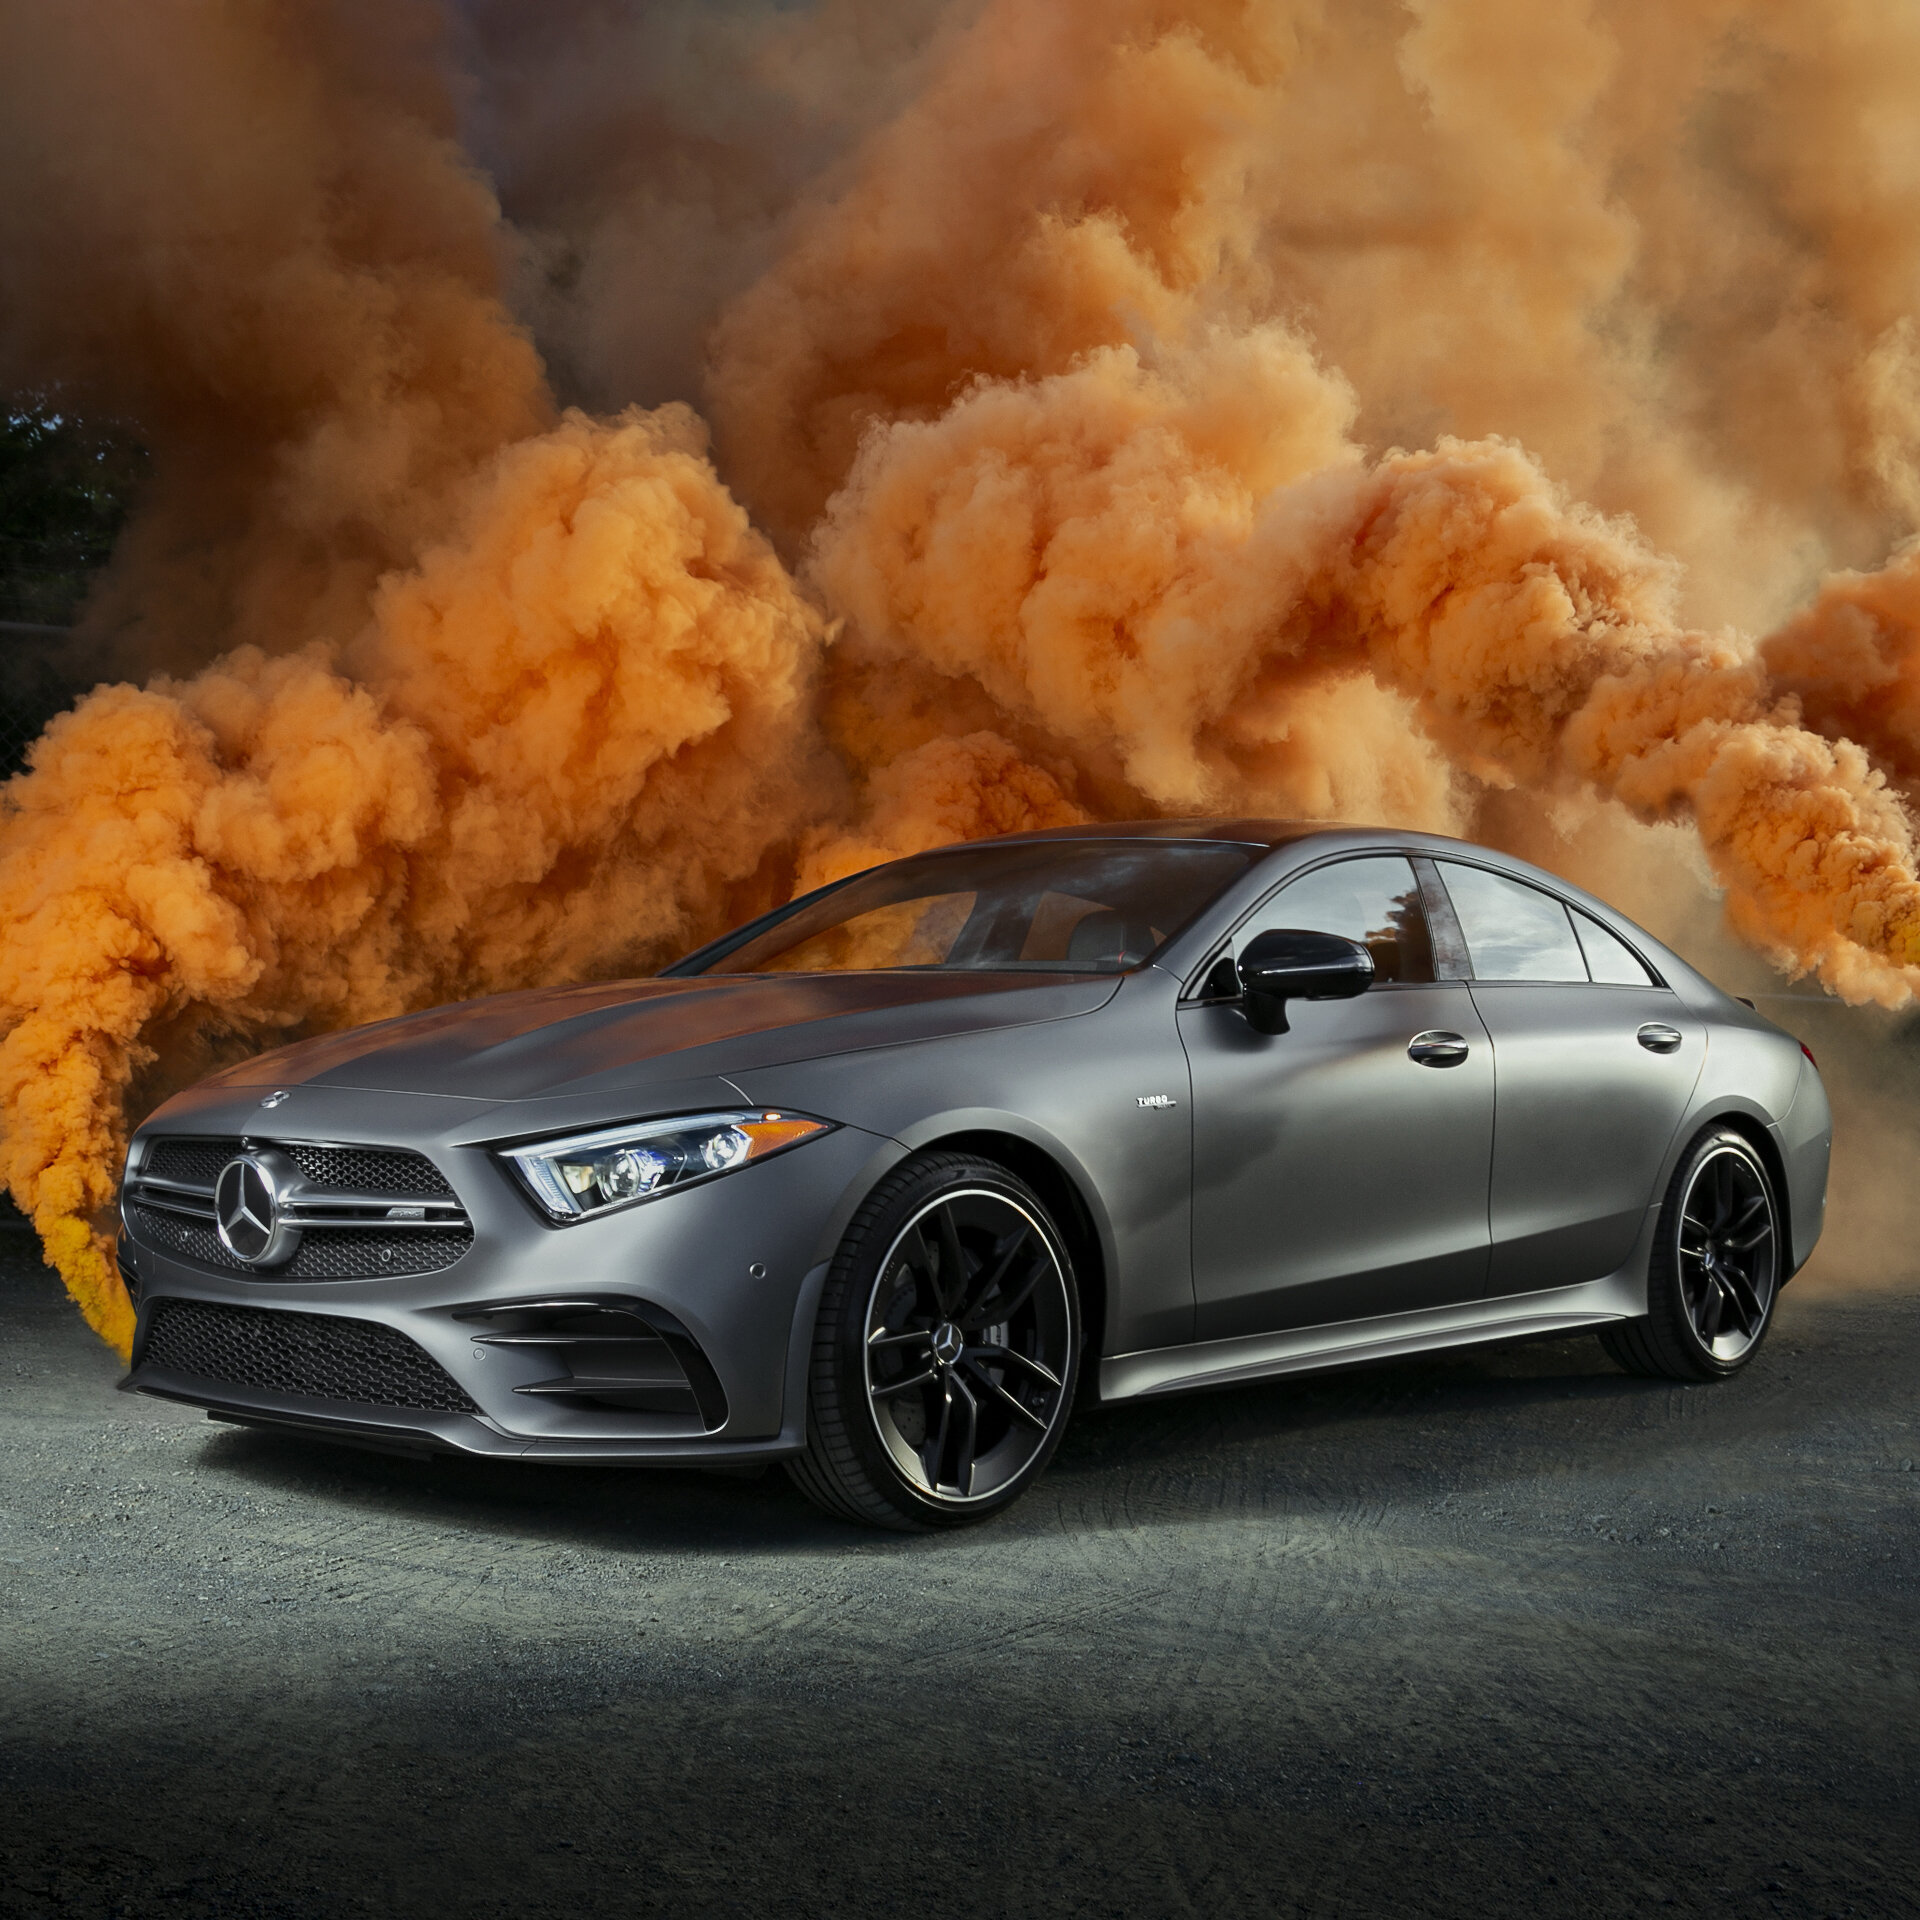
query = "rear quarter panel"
xmin=1663 ymin=1011 xmax=1829 ymax=1276
xmin=1775 ymin=1052 xmax=1832 ymax=1273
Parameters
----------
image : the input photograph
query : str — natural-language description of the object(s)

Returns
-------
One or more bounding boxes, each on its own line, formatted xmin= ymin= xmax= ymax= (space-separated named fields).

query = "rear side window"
xmin=1438 ymin=863 xmax=1588 ymax=983
xmin=1245 ymin=856 xmax=1436 ymax=984
xmin=1572 ymin=909 xmax=1657 ymax=986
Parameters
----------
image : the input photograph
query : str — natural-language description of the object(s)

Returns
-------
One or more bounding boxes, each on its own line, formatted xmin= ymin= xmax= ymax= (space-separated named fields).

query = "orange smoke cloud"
xmin=6 ymin=0 xmax=1920 ymax=1350
xmin=810 ymin=340 xmax=1920 ymax=998
xmin=1 ymin=407 xmax=818 ymax=1351
xmin=1763 ymin=551 xmax=1920 ymax=796
xmin=708 ymin=0 xmax=1295 ymax=547
xmin=0 ymin=0 xmax=554 ymax=675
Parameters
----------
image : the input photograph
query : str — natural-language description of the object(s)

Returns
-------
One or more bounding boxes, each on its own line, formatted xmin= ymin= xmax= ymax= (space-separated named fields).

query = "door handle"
xmin=1637 ymin=1023 xmax=1683 ymax=1054
xmin=1408 ymin=1030 xmax=1470 ymax=1067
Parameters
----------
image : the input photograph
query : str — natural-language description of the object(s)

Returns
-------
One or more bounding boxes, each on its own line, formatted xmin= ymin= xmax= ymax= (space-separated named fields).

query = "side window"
xmin=1242 ymin=856 xmax=1436 ymax=984
xmin=1572 ymin=909 xmax=1658 ymax=986
xmin=1438 ymin=863 xmax=1588 ymax=983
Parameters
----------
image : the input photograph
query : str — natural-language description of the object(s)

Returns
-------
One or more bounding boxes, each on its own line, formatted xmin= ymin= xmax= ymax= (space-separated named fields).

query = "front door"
xmin=1181 ymin=854 xmax=1496 ymax=1342
xmin=1431 ymin=860 xmax=1706 ymax=1294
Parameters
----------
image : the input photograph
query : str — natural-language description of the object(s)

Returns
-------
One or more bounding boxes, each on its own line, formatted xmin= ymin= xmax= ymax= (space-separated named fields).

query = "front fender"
xmin=730 ymin=974 xmax=1198 ymax=1354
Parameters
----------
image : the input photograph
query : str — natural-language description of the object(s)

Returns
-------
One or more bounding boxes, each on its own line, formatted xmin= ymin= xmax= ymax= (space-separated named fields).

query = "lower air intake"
xmin=454 ymin=1295 xmax=727 ymax=1428
xmin=141 ymin=1298 xmax=478 ymax=1414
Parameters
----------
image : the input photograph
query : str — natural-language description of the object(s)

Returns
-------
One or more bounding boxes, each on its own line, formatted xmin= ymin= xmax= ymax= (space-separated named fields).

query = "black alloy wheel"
xmin=1601 ymin=1124 xmax=1781 ymax=1381
xmin=788 ymin=1152 xmax=1080 ymax=1530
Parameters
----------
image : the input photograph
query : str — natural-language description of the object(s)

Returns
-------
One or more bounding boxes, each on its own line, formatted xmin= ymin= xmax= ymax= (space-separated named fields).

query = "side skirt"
xmin=1099 ymin=1265 xmax=1648 ymax=1403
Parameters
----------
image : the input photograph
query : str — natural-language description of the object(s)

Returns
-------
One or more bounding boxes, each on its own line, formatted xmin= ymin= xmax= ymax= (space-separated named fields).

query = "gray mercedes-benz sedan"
xmin=118 ymin=821 xmax=1831 ymax=1529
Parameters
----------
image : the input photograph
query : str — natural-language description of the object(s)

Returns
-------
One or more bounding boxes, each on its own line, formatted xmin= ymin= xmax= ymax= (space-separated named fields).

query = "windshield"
xmin=676 ymin=841 xmax=1256 ymax=976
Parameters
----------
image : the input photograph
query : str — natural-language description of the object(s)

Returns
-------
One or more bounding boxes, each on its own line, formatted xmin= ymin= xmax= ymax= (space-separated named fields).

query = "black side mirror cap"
xmin=1236 ymin=929 xmax=1375 ymax=1033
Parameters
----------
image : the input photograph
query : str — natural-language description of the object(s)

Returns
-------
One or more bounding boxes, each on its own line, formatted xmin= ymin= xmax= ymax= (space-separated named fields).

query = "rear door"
xmin=1181 ymin=854 xmax=1495 ymax=1341
xmin=1431 ymin=860 xmax=1705 ymax=1296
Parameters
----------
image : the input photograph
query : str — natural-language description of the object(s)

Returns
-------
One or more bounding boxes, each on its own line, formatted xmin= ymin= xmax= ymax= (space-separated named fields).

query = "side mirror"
xmin=1235 ymin=929 xmax=1375 ymax=1034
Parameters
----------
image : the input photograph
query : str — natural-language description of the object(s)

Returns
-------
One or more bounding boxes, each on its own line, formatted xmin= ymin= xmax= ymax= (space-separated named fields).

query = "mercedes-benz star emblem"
xmin=214 ymin=1153 xmax=302 ymax=1267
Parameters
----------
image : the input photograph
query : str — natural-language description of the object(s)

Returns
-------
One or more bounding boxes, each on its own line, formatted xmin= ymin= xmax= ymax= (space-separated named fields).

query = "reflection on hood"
xmin=199 ymin=971 xmax=1122 ymax=1102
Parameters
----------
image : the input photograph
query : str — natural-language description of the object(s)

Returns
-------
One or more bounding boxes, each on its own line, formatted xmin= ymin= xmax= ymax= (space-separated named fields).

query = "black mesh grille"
xmin=141 ymin=1297 xmax=479 ymax=1413
xmin=146 ymin=1138 xmax=238 ymax=1187
xmin=129 ymin=1204 xmax=472 ymax=1279
xmin=279 ymin=1144 xmax=451 ymax=1196
xmin=143 ymin=1136 xmax=450 ymax=1197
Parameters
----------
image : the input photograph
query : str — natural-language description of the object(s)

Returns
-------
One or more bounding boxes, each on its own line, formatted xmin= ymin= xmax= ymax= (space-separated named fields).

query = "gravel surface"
xmin=2 ymin=1231 xmax=1915 ymax=1919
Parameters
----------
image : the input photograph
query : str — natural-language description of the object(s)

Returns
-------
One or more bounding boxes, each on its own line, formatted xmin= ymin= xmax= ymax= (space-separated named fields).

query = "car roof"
xmin=950 ymin=818 xmax=1349 ymax=851
xmin=677 ymin=815 xmax=1741 ymax=1018
xmin=948 ymin=816 xmax=1700 ymax=971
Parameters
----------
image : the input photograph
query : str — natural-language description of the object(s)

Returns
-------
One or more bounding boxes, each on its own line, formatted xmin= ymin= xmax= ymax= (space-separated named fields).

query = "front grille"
xmin=146 ymin=1138 xmax=237 ymax=1187
xmin=141 ymin=1297 xmax=478 ymax=1413
xmin=126 ymin=1135 xmax=471 ymax=1281
xmin=129 ymin=1204 xmax=473 ymax=1280
xmin=146 ymin=1137 xmax=449 ymax=1196
xmin=280 ymin=1144 xmax=451 ymax=1195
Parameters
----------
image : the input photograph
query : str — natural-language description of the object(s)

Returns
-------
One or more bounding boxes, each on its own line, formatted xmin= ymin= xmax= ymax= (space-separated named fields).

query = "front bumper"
xmin=124 ymin=1357 xmax=829 ymax=1464
xmin=118 ymin=1081 xmax=895 ymax=1462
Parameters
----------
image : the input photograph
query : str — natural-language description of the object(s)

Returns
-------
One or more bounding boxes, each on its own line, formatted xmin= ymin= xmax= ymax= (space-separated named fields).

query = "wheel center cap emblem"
xmin=214 ymin=1153 xmax=300 ymax=1267
xmin=931 ymin=1321 xmax=965 ymax=1368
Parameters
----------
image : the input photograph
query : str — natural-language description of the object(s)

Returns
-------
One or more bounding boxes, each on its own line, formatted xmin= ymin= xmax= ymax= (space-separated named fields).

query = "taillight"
xmin=1799 ymin=1041 xmax=1819 ymax=1070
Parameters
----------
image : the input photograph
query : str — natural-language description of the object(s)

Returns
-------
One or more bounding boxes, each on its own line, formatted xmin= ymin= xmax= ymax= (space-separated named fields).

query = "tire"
xmin=1600 ymin=1124 xmax=1782 ymax=1382
xmin=786 ymin=1151 xmax=1081 ymax=1531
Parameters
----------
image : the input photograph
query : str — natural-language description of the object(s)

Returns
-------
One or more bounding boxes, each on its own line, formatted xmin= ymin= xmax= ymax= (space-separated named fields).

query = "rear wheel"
xmin=787 ymin=1152 xmax=1080 ymax=1531
xmin=1601 ymin=1124 xmax=1781 ymax=1381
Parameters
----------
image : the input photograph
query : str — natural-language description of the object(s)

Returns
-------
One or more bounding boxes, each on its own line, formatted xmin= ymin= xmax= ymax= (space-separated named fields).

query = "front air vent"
xmin=140 ymin=1297 xmax=479 ymax=1413
xmin=126 ymin=1136 xmax=472 ymax=1280
xmin=454 ymin=1295 xmax=727 ymax=1429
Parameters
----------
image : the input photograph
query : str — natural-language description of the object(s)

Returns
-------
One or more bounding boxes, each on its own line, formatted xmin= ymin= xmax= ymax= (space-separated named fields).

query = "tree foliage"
xmin=0 ymin=398 xmax=147 ymax=778
xmin=1 ymin=399 xmax=146 ymax=626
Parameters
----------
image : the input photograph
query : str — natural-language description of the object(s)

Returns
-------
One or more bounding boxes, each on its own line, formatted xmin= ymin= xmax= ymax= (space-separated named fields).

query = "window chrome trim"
xmin=1178 ymin=844 xmax=1672 ymax=999
xmin=1424 ymin=853 xmax=1671 ymax=990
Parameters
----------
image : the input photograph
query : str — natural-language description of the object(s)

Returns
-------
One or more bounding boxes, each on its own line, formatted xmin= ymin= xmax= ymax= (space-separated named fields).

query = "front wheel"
xmin=1601 ymin=1124 xmax=1782 ymax=1382
xmin=787 ymin=1152 xmax=1081 ymax=1531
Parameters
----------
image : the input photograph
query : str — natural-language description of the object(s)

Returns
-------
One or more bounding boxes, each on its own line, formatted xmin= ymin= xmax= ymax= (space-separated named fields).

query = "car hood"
xmin=197 ymin=971 xmax=1122 ymax=1104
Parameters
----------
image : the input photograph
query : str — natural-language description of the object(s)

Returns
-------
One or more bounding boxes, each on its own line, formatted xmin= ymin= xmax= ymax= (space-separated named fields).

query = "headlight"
xmin=499 ymin=1110 xmax=833 ymax=1223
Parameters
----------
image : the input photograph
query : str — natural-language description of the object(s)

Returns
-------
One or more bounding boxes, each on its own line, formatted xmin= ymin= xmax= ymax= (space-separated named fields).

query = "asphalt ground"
xmin=1 ymin=1227 xmax=1915 ymax=1920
